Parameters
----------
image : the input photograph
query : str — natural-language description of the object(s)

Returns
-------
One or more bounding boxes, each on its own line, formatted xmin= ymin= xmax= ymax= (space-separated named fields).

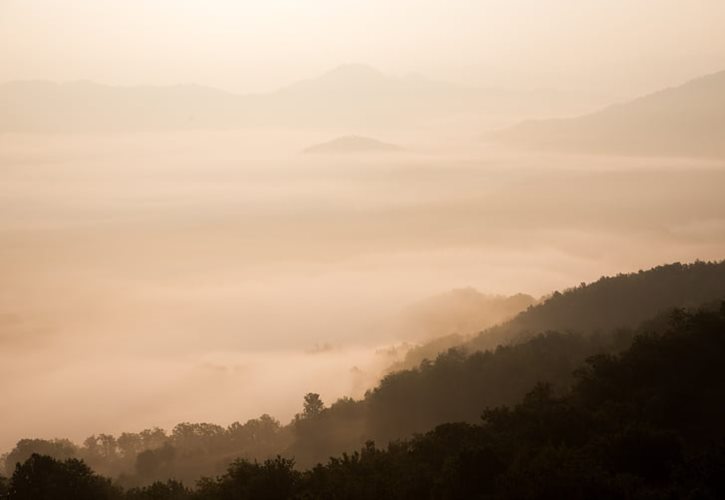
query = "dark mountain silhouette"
xmin=203 ymin=307 xmax=725 ymax=499
xmin=467 ymin=260 xmax=725 ymax=351
xmin=383 ymin=261 xmax=725 ymax=377
xmin=280 ymin=262 xmax=725 ymax=467
xmin=493 ymin=69 xmax=725 ymax=158
xmin=5 ymin=260 xmax=724 ymax=487
xmin=209 ymin=307 xmax=725 ymax=499
xmin=5 ymin=304 xmax=725 ymax=498
xmin=0 ymin=64 xmax=601 ymax=132
xmin=303 ymin=135 xmax=401 ymax=154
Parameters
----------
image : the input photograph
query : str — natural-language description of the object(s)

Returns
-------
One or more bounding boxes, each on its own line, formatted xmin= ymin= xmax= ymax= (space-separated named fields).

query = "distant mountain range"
xmin=0 ymin=64 xmax=601 ymax=132
xmin=303 ymin=135 xmax=401 ymax=154
xmin=6 ymin=65 xmax=722 ymax=158
xmin=493 ymin=69 xmax=725 ymax=158
xmin=0 ymin=80 xmax=242 ymax=132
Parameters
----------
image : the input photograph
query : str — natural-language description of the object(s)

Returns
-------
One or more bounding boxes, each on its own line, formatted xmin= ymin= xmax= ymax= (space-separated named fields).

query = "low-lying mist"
xmin=1 ymin=129 xmax=724 ymax=452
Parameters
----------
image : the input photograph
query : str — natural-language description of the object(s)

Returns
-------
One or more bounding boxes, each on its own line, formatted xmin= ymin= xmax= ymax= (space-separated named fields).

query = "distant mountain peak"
xmin=493 ymin=68 xmax=725 ymax=158
xmin=281 ymin=64 xmax=389 ymax=94
xmin=303 ymin=135 xmax=402 ymax=154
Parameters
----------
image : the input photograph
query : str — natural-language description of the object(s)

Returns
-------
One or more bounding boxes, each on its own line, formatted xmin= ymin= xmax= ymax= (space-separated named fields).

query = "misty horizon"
xmin=1 ymin=2 xmax=725 ymax=498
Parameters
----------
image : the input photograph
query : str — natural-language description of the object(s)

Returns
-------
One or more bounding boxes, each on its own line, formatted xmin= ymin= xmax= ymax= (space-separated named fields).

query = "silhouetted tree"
xmin=5 ymin=262 xmax=725 ymax=491
xmin=124 ymin=479 xmax=191 ymax=500
xmin=302 ymin=393 xmax=325 ymax=418
xmin=3 ymin=439 xmax=78 ymax=476
xmin=5 ymin=306 xmax=725 ymax=498
xmin=0 ymin=474 xmax=8 ymax=498
xmin=135 ymin=444 xmax=176 ymax=480
xmin=7 ymin=454 xmax=119 ymax=500
xmin=195 ymin=456 xmax=299 ymax=500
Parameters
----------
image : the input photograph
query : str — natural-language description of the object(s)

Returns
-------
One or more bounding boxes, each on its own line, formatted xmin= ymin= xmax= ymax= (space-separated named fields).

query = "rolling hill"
xmin=303 ymin=135 xmax=402 ymax=154
xmin=0 ymin=64 xmax=602 ymax=132
xmin=4 ymin=260 xmax=725 ymax=484
xmin=467 ymin=260 xmax=725 ymax=351
xmin=493 ymin=69 xmax=725 ymax=158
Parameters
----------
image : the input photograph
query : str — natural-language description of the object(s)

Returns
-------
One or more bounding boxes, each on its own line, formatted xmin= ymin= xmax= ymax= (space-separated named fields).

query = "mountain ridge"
xmin=303 ymin=135 xmax=402 ymax=154
xmin=0 ymin=65 xmax=605 ymax=132
xmin=493 ymin=69 xmax=725 ymax=158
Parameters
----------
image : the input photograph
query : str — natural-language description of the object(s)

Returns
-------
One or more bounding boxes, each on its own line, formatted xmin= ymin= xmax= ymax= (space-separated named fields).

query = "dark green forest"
xmin=2 ymin=261 xmax=725 ymax=498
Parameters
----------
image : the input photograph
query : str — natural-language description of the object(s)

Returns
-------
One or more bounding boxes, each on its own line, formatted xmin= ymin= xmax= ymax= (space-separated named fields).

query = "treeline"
xmin=2 ymin=306 xmax=724 ymax=499
xmin=368 ymin=261 xmax=725 ymax=384
xmin=468 ymin=260 xmax=725 ymax=351
xmin=3 ymin=261 xmax=724 ymax=485
xmin=1 ymin=416 xmax=291 ymax=488
xmin=0 ymin=325 xmax=633 ymax=483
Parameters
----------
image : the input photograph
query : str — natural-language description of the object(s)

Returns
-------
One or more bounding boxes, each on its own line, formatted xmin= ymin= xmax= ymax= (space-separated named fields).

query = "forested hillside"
xmin=2 ymin=305 xmax=724 ymax=499
xmin=394 ymin=261 xmax=725 ymax=372
xmin=5 ymin=2 xmax=724 ymax=499
xmin=2 ymin=261 xmax=724 ymax=487
xmin=468 ymin=260 xmax=725 ymax=351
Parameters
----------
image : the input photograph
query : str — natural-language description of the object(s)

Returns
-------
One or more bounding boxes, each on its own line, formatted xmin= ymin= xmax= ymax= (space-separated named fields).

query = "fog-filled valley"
xmin=2 ymin=2 xmax=725 ymax=498
xmin=2 ymin=124 xmax=725 ymax=452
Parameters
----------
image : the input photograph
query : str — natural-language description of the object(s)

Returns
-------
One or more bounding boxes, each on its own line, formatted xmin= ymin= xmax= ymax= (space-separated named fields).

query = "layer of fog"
xmin=1 ymin=129 xmax=724 ymax=451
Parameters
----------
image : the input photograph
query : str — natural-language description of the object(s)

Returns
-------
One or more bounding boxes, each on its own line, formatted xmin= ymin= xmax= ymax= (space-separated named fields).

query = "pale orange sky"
xmin=1 ymin=0 xmax=724 ymax=96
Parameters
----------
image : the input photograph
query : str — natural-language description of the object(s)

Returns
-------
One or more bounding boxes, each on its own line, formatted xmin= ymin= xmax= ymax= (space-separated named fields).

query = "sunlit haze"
xmin=2 ymin=1 xmax=725 ymax=96
xmin=1 ymin=1 xmax=725 ymax=494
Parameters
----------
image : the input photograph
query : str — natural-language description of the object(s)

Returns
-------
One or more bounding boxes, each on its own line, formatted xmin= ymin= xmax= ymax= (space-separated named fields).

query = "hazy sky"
xmin=2 ymin=0 xmax=725 ymax=96
xmin=2 ymin=0 xmax=725 ymax=452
